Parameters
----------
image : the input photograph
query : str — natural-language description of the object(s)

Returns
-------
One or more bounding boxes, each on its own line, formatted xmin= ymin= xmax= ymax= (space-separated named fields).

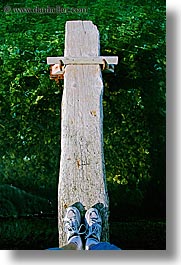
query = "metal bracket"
xmin=47 ymin=56 xmax=118 ymax=81
xmin=102 ymin=59 xmax=115 ymax=73
xmin=49 ymin=64 xmax=64 ymax=82
xmin=51 ymin=63 xmax=65 ymax=75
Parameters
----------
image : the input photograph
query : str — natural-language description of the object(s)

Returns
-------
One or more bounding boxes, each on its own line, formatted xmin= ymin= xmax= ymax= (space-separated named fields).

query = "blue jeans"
xmin=48 ymin=242 xmax=121 ymax=250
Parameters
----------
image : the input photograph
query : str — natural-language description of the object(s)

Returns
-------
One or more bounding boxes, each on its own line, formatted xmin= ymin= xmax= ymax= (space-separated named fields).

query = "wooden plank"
xmin=47 ymin=56 xmax=118 ymax=65
xmin=58 ymin=20 xmax=109 ymax=247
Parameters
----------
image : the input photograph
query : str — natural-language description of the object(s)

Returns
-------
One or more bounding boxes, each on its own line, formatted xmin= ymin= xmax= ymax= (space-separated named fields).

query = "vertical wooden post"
xmin=58 ymin=21 xmax=109 ymax=246
xmin=47 ymin=21 xmax=118 ymax=247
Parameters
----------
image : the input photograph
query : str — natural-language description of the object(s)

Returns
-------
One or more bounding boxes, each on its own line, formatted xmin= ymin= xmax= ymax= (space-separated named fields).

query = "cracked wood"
xmin=58 ymin=21 xmax=109 ymax=246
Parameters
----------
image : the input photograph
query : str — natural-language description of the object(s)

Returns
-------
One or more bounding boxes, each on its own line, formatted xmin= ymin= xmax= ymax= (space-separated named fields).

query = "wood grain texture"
xmin=58 ymin=21 xmax=109 ymax=246
xmin=47 ymin=56 xmax=118 ymax=65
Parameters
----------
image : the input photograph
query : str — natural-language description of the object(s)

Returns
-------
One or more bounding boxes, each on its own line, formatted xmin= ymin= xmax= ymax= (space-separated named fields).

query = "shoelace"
xmin=85 ymin=217 xmax=102 ymax=239
xmin=64 ymin=219 xmax=86 ymax=238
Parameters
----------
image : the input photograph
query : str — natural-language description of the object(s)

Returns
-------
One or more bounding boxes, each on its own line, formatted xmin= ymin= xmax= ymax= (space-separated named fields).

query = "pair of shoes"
xmin=64 ymin=206 xmax=102 ymax=250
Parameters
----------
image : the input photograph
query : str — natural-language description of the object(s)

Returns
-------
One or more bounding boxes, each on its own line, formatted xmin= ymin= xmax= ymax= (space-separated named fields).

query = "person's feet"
xmin=85 ymin=207 xmax=102 ymax=250
xmin=64 ymin=206 xmax=102 ymax=250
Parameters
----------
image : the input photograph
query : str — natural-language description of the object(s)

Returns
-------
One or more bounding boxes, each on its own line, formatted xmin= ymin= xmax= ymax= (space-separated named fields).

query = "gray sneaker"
xmin=64 ymin=206 xmax=83 ymax=249
xmin=85 ymin=208 xmax=102 ymax=242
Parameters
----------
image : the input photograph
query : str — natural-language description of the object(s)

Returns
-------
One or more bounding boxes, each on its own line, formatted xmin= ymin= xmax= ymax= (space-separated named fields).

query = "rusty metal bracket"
xmin=102 ymin=59 xmax=115 ymax=73
xmin=48 ymin=56 xmax=118 ymax=81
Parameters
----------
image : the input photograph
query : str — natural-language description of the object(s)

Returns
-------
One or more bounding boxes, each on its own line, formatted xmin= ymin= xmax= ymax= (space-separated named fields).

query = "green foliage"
xmin=104 ymin=88 xmax=151 ymax=186
xmin=0 ymin=0 xmax=165 ymax=218
xmin=110 ymin=220 xmax=166 ymax=250
xmin=0 ymin=217 xmax=58 ymax=249
xmin=0 ymin=185 xmax=54 ymax=217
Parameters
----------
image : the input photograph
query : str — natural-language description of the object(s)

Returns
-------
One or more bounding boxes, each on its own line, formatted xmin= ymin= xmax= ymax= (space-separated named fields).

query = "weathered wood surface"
xmin=47 ymin=56 xmax=118 ymax=65
xmin=58 ymin=21 xmax=109 ymax=246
